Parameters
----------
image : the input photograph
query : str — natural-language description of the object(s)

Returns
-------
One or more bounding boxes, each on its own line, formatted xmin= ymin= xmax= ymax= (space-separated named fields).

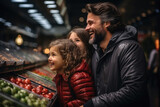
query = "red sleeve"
xmin=67 ymin=71 xmax=95 ymax=107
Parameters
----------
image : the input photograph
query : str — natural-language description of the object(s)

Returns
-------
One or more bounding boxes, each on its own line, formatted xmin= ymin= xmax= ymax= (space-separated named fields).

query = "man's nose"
xmin=85 ymin=24 xmax=90 ymax=31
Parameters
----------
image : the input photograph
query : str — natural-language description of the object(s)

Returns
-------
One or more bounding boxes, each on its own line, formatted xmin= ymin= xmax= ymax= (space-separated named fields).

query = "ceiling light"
xmin=53 ymin=14 xmax=63 ymax=24
xmin=15 ymin=34 xmax=23 ymax=45
xmin=50 ymin=10 xmax=59 ymax=13
xmin=44 ymin=1 xmax=55 ymax=4
xmin=32 ymin=16 xmax=44 ymax=20
xmin=11 ymin=0 xmax=27 ymax=2
xmin=47 ymin=5 xmax=56 ymax=8
xmin=79 ymin=17 xmax=84 ymax=22
xmin=19 ymin=4 xmax=34 ymax=8
xmin=28 ymin=9 xmax=37 ymax=13
xmin=0 ymin=18 xmax=6 ymax=23
xmin=147 ymin=10 xmax=152 ymax=14
xmin=81 ymin=8 xmax=86 ymax=13
xmin=141 ymin=13 xmax=146 ymax=17
xmin=136 ymin=16 xmax=141 ymax=21
xmin=155 ymin=9 xmax=159 ymax=13
xmin=5 ymin=22 xmax=12 ymax=27
xmin=41 ymin=24 xmax=52 ymax=29
xmin=30 ymin=13 xmax=43 ymax=17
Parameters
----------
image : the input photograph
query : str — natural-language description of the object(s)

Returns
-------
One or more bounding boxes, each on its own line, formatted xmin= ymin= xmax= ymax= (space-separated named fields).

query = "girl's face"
xmin=69 ymin=32 xmax=85 ymax=52
xmin=48 ymin=46 xmax=64 ymax=74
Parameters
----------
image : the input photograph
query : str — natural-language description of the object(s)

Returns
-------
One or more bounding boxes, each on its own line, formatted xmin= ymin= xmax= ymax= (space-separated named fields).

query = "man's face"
xmin=85 ymin=13 xmax=106 ymax=44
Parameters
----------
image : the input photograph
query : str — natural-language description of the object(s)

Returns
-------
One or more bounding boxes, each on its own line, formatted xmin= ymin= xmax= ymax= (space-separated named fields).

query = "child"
xmin=48 ymin=39 xmax=95 ymax=107
xmin=67 ymin=27 xmax=92 ymax=65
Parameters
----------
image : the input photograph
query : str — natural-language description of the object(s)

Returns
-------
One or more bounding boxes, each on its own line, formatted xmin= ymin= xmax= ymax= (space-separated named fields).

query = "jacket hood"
xmin=108 ymin=25 xmax=137 ymax=48
xmin=93 ymin=25 xmax=137 ymax=51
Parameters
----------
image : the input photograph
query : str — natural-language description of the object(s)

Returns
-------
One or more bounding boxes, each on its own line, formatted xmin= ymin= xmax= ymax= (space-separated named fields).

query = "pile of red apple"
xmin=9 ymin=77 xmax=54 ymax=99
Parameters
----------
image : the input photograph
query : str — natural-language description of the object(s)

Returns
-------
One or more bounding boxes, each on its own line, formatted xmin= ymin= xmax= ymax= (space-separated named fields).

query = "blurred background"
xmin=0 ymin=0 xmax=159 ymax=107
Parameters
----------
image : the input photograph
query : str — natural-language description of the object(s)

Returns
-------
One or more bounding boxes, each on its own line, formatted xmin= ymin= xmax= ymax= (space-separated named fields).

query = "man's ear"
xmin=103 ymin=22 xmax=110 ymax=28
xmin=104 ymin=22 xmax=110 ymax=28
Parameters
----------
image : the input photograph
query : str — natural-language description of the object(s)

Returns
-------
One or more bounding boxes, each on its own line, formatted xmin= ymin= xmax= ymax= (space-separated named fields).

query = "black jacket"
xmin=88 ymin=25 xmax=149 ymax=107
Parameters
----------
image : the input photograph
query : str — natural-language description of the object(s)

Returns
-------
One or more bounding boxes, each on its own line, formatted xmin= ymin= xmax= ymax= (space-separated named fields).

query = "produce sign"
xmin=0 ymin=79 xmax=49 ymax=107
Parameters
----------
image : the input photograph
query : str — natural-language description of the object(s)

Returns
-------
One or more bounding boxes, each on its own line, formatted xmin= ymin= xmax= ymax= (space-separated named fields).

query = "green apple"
xmin=2 ymin=86 xmax=11 ymax=94
xmin=20 ymin=98 xmax=27 ymax=104
xmin=13 ymin=93 xmax=21 ymax=99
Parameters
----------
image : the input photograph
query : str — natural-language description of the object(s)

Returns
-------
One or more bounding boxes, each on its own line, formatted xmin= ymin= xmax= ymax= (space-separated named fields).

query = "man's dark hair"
xmin=86 ymin=2 xmax=125 ymax=33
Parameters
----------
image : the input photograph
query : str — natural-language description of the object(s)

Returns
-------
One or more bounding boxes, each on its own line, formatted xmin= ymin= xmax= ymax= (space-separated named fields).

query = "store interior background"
xmin=0 ymin=0 xmax=159 ymax=107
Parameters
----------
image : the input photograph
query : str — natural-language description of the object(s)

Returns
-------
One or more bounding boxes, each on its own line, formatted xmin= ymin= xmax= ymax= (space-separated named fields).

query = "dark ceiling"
xmin=66 ymin=0 xmax=159 ymax=29
xmin=65 ymin=0 xmax=122 ymax=28
xmin=0 ymin=0 xmax=159 ymax=35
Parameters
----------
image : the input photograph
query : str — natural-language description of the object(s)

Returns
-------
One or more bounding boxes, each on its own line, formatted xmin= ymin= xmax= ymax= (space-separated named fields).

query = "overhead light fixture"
xmin=155 ymin=9 xmax=159 ymax=13
xmin=19 ymin=4 xmax=34 ymax=8
xmin=50 ymin=10 xmax=59 ymax=13
xmin=53 ymin=14 xmax=63 ymax=24
xmin=11 ymin=0 xmax=27 ymax=2
xmin=141 ymin=12 xmax=146 ymax=17
xmin=30 ymin=13 xmax=43 ymax=17
xmin=136 ymin=16 xmax=141 ymax=21
xmin=0 ymin=18 xmax=6 ymax=23
xmin=15 ymin=34 xmax=23 ymax=45
xmin=5 ymin=22 xmax=12 ymax=27
xmin=28 ymin=9 xmax=37 ymax=13
xmin=44 ymin=1 xmax=55 ymax=4
xmin=30 ymin=13 xmax=52 ymax=29
xmin=32 ymin=17 xmax=44 ymax=21
xmin=47 ymin=5 xmax=56 ymax=8
xmin=81 ymin=8 xmax=86 ymax=13
xmin=79 ymin=17 xmax=84 ymax=22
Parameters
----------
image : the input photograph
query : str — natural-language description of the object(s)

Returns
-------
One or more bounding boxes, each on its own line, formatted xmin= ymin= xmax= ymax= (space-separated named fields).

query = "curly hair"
xmin=49 ymin=39 xmax=83 ymax=76
xmin=86 ymin=2 xmax=125 ymax=33
xmin=67 ymin=27 xmax=92 ymax=63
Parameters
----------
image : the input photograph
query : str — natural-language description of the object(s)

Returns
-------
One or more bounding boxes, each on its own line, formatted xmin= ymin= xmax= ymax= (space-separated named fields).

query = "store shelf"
xmin=0 ymin=41 xmax=57 ymax=107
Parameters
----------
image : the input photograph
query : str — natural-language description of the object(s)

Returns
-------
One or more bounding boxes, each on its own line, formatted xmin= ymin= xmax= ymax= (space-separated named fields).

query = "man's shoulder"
xmin=117 ymin=40 xmax=139 ymax=49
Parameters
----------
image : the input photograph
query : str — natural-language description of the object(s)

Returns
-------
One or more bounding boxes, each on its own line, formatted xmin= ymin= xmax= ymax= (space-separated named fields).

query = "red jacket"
xmin=54 ymin=60 xmax=95 ymax=107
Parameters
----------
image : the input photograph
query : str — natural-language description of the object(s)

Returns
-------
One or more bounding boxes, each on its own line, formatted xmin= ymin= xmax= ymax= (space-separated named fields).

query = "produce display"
xmin=0 ymin=41 xmax=57 ymax=106
xmin=0 ymin=79 xmax=49 ymax=107
xmin=0 ymin=92 xmax=27 ymax=107
xmin=0 ymin=40 xmax=48 ymax=68
xmin=31 ymin=67 xmax=55 ymax=81
xmin=9 ymin=77 xmax=55 ymax=99
xmin=19 ymin=71 xmax=56 ymax=91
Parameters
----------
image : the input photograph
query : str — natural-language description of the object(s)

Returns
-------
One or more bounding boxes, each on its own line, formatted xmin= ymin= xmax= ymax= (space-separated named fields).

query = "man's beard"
xmin=89 ymin=27 xmax=106 ymax=45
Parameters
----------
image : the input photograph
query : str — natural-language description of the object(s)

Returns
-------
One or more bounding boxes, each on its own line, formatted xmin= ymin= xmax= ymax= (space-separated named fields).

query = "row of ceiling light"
xmin=11 ymin=0 xmax=63 ymax=29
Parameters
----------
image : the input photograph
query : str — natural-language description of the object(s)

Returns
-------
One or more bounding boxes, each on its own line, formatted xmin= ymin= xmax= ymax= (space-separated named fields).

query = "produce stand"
xmin=0 ymin=41 xmax=57 ymax=107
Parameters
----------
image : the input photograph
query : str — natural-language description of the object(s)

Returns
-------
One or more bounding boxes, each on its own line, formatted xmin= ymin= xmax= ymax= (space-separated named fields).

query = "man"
xmin=82 ymin=2 xmax=149 ymax=107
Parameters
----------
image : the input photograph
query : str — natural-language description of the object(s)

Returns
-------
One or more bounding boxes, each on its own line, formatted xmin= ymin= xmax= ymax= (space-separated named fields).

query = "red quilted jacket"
xmin=54 ymin=60 xmax=95 ymax=107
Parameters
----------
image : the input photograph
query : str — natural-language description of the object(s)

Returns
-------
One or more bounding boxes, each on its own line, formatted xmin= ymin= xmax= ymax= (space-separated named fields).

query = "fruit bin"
xmin=18 ymin=70 xmax=56 ymax=91
xmin=0 ymin=91 xmax=29 ymax=107
xmin=0 ymin=78 xmax=50 ymax=107
xmin=0 ymin=75 xmax=57 ymax=107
